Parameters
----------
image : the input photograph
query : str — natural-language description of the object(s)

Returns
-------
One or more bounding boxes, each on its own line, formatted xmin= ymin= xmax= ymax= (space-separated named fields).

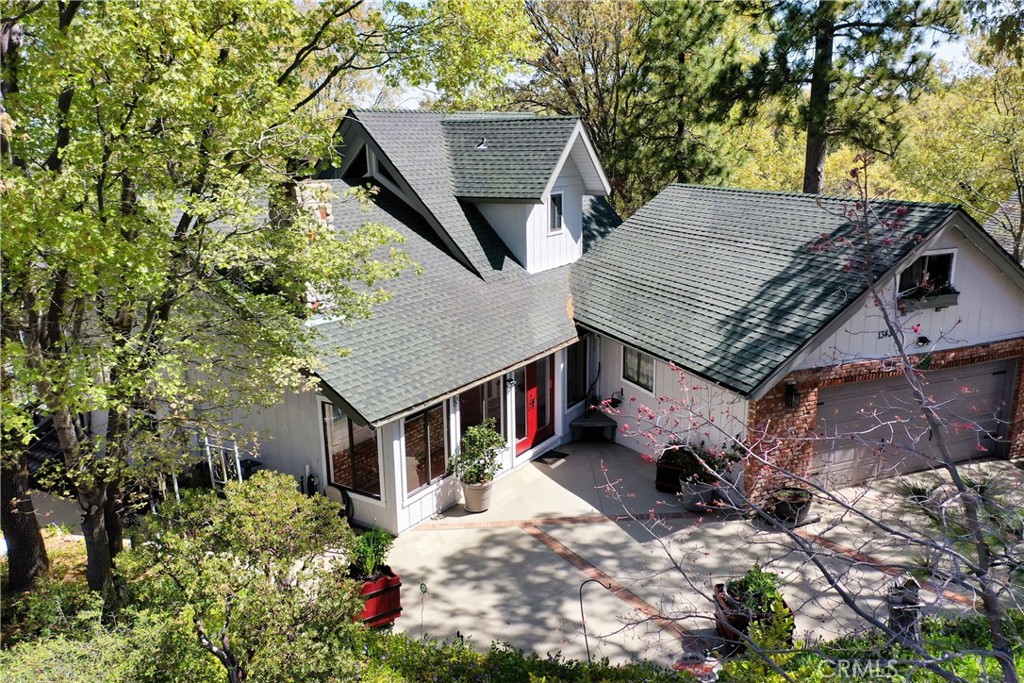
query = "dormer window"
xmin=898 ymin=250 xmax=959 ymax=311
xmin=548 ymin=193 xmax=564 ymax=234
xmin=898 ymin=251 xmax=955 ymax=299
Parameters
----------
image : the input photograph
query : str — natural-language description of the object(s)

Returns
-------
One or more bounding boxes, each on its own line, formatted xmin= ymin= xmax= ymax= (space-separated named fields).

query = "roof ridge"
xmin=351 ymin=107 xmax=578 ymax=122
xmin=667 ymin=183 xmax=960 ymax=210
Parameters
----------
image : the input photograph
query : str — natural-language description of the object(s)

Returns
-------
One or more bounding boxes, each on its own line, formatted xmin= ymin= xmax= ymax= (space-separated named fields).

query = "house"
xmin=571 ymin=186 xmax=1024 ymax=495
xmin=240 ymin=109 xmax=1024 ymax=533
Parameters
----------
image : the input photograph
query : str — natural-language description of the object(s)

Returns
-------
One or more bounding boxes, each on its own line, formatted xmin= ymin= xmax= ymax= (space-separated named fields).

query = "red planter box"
xmin=356 ymin=566 xmax=403 ymax=629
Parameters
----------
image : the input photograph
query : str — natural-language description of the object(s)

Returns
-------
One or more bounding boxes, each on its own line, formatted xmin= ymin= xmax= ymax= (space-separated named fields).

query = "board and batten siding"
xmin=796 ymin=223 xmax=1024 ymax=370
xmin=474 ymin=157 xmax=585 ymax=274
xmin=596 ymin=336 xmax=749 ymax=457
xmin=233 ymin=389 xmax=394 ymax=530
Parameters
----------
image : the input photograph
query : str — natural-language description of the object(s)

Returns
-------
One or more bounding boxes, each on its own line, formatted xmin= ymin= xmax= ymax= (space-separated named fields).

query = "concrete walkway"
xmin=390 ymin=441 xmax=1015 ymax=666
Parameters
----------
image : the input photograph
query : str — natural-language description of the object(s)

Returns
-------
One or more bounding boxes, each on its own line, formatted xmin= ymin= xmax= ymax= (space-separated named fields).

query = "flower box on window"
xmin=899 ymin=290 xmax=959 ymax=312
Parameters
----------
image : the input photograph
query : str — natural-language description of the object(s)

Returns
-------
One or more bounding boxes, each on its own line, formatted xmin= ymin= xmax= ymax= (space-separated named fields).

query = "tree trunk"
xmin=0 ymin=449 xmax=49 ymax=592
xmin=78 ymin=484 xmax=112 ymax=592
xmin=104 ymin=480 xmax=124 ymax=558
xmin=51 ymin=407 xmax=114 ymax=592
xmin=802 ymin=1 xmax=836 ymax=195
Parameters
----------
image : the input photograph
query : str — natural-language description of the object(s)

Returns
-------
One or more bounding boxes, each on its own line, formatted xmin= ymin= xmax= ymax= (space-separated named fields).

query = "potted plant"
xmin=768 ymin=486 xmax=813 ymax=525
xmin=454 ymin=418 xmax=506 ymax=513
xmin=658 ymin=441 xmax=740 ymax=512
xmin=713 ymin=564 xmax=793 ymax=653
xmin=349 ymin=527 xmax=402 ymax=628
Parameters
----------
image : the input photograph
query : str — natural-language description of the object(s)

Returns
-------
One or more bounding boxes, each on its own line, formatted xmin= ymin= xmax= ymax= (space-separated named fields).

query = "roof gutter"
xmin=356 ymin=337 xmax=581 ymax=428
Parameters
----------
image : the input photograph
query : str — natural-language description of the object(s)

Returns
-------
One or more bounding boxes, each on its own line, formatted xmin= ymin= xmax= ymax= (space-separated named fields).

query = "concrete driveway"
xmin=389 ymin=441 xmax=1018 ymax=666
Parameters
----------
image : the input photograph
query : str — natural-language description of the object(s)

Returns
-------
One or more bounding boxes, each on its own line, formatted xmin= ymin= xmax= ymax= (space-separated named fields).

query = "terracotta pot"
xmin=713 ymin=583 xmax=794 ymax=653
xmin=355 ymin=565 xmax=402 ymax=629
xmin=462 ymin=481 xmax=493 ymax=513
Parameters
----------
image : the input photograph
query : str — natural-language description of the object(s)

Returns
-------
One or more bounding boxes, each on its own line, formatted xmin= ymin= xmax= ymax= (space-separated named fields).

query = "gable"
xmin=794 ymin=218 xmax=1024 ymax=373
xmin=337 ymin=110 xmax=524 ymax=281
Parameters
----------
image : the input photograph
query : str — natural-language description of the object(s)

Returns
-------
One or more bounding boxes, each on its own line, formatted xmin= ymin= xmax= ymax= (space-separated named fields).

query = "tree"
xmin=611 ymin=158 xmax=1022 ymax=682
xmin=118 ymin=471 xmax=363 ymax=683
xmin=0 ymin=0 xmax=531 ymax=595
xmin=728 ymin=97 xmax=913 ymax=196
xmin=514 ymin=0 xmax=747 ymax=216
xmin=741 ymin=0 xmax=960 ymax=194
xmin=0 ymin=8 xmax=49 ymax=594
xmin=894 ymin=51 xmax=1024 ymax=262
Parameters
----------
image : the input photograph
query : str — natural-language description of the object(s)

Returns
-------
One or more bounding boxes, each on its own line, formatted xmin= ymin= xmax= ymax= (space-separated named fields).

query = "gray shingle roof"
xmin=982 ymin=194 xmax=1022 ymax=264
xmin=311 ymin=179 xmax=579 ymax=425
xmin=442 ymin=115 xmax=579 ymax=200
xmin=347 ymin=110 xmax=523 ymax=281
xmin=570 ymin=185 xmax=958 ymax=397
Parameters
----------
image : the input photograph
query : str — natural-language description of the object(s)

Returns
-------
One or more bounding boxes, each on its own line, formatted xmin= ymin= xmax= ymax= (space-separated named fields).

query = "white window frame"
xmin=548 ymin=193 xmax=564 ymax=235
xmin=401 ymin=402 xmax=451 ymax=498
xmin=621 ymin=345 xmax=655 ymax=393
xmin=897 ymin=249 xmax=957 ymax=298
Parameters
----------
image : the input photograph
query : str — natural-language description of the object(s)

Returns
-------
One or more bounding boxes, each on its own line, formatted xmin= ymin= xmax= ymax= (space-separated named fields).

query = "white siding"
xmin=595 ymin=336 xmax=748 ymax=456
xmin=797 ymin=224 xmax=1024 ymax=369
xmin=232 ymin=390 xmax=327 ymax=486
xmin=233 ymin=390 xmax=393 ymax=530
xmin=475 ymin=201 xmax=531 ymax=266
xmin=531 ymin=159 xmax=584 ymax=273
xmin=473 ymin=159 xmax=586 ymax=274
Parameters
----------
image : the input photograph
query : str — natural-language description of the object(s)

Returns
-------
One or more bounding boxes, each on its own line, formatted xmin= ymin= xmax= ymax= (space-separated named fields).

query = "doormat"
xmin=537 ymin=451 xmax=569 ymax=466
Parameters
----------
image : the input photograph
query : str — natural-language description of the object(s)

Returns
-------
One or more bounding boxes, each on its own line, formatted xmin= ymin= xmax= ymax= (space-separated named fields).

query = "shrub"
xmin=660 ymin=441 xmax=739 ymax=485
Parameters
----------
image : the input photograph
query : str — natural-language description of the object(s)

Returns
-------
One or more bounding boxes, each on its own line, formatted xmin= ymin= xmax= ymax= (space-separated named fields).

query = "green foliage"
xmin=355 ymin=631 xmax=679 ymax=683
xmin=1 ymin=0 xmax=535 ymax=592
xmin=739 ymin=0 xmax=960 ymax=192
xmin=455 ymin=418 xmax=507 ymax=485
xmin=117 ymin=471 xmax=364 ymax=682
xmin=893 ymin=52 xmax=1024 ymax=262
xmin=660 ymin=441 xmax=739 ymax=485
xmin=350 ymin=527 xmax=395 ymax=579
xmin=514 ymin=0 xmax=750 ymax=216
xmin=726 ymin=564 xmax=784 ymax=615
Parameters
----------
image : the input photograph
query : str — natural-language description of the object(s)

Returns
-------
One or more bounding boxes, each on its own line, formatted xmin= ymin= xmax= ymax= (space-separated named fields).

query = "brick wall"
xmin=745 ymin=338 xmax=1024 ymax=501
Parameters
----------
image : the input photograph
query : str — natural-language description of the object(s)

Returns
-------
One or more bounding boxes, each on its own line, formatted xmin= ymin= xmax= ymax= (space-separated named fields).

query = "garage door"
xmin=812 ymin=359 xmax=1016 ymax=488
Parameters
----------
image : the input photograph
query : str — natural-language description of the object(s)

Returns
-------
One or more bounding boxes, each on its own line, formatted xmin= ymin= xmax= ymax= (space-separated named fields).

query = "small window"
xmin=548 ymin=194 xmax=564 ymax=234
xmin=622 ymin=346 xmax=654 ymax=392
xmin=898 ymin=252 xmax=955 ymax=299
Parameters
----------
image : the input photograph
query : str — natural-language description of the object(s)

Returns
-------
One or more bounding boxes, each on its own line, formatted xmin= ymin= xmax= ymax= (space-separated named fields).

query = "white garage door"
xmin=812 ymin=359 xmax=1016 ymax=488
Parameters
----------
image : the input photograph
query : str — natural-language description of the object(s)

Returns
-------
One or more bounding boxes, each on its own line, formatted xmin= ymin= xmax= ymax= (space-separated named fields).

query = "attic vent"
xmin=475 ymin=137 xmax=488 ymax=150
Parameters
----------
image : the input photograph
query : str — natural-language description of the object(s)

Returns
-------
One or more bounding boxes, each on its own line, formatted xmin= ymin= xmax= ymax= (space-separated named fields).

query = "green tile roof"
xmin=570 ymin=185 xmax=958 ymax=397
xmin=310 ymin=179 xmax=586 ymax=425
xmin=348 ymin=110 xmax=523 ymax=281
xmin=442 ymin=115 xmax=579 ymax=200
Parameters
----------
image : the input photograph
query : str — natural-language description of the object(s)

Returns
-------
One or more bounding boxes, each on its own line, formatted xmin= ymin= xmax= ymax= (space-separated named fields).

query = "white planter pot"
xmin=462 ymin=481 xmax=493 ymax=513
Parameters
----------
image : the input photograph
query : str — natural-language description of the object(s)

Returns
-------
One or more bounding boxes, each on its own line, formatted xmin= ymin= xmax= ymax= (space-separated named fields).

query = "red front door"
xmin=515 ymin=355 xmax=555 ymax=455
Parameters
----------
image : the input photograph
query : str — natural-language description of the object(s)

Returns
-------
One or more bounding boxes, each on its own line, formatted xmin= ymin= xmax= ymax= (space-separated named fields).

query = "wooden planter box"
xmin=356 ymin=566 xmax=403 ymax=629
xmin=900 ymin=292 xmax=959 ymax=312
xmin=655 ymin=461 xmax=687 ymax=493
